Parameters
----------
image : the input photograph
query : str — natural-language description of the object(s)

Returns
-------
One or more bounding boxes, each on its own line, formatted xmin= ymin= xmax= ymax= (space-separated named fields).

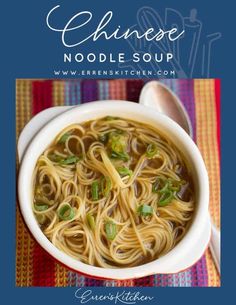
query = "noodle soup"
xmin=32 ymin=116 xmax=194 ymax=268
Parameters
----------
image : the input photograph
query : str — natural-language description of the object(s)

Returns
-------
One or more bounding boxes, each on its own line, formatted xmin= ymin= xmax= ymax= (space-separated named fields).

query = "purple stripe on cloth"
xmin=175 ymin=79 xmax=196 ymax=141
xmin=84 ymin=278 xmax=104 ymax=287
xmin=65 ymin=80 xmax=82 ymax=105
xmin=81 ymin=80 xmax=98 ymax=103
xmin=190 ymin=256 xmax=209 ymax=287
xmin=156 ymin=274 xmax=175 ymax=287
xmin=98 ymin=80 xmax=109 ymax=100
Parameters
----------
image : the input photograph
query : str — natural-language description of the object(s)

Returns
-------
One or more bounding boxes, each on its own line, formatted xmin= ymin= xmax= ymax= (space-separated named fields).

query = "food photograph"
xmin=16 ymin=78 xmax=220 ymax=287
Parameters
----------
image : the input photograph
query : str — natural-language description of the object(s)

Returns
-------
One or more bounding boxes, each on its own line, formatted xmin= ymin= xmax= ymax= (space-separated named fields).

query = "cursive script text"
xmin=46 ymin=5 xmax=184 ymax=48
xmin=74 ymin=288 xmax=155 ymax=304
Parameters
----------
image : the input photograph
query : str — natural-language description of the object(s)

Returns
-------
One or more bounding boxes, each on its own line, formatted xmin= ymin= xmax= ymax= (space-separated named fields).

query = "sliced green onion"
xmin=99 ymin=133 xmax=109 ymax=144
xmin=152 ymin=176 xmax=185 ymax=207
xmin=110 ymin=151 xmax=130 ymax=162
xmin=59 ymin=155 xmax=80 ymax=165
xmin=158 ymin=190 xmax=174 ymax=206
xmin=107 ymin=130 xmax=130 ymax=161
xmin=167 ymin=178 xmax=186 ymax=192
xmin=48 ymin=154 xmax=63 ymax=162
xmin=152 ymin=176 xmax=185 ymax=194
xmin=152 ymin=177 xmax=167 ymax=193
xmin=146 ymin=143 xmax=158 ymax=158
xmin=137 ymin=204 xmax=153 ymax=216
xmin=34 ymin=203 xmax=49 ymax=211
xmin=58 ymin=132 xmax=71 ymax=144
xmin=87 ymin=214 xmax=95 ymax=230
xmin=101 ymin=176 xmax=112 ymax=197
xmin=117 ymin=167 xmax=133 ymax=177
xmin=91 ymin=181 xmax=99 ymax=201
xmin=57 ymin=203 xmax=75 ymax=220
xmin=111 ymin=140 xmax=124 ymax=154
xmin=111 ymin=130 xmax=126 ymax=140
xmin=105 ymin=221 xmax=117 ymax=240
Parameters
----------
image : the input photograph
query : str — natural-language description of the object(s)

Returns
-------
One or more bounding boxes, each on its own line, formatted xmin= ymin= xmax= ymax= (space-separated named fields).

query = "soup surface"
xmin=33 ymin=116 xmax=194 ymax=268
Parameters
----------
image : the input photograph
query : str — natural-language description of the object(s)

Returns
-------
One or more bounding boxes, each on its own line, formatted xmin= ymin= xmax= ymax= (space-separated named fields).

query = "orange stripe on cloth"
xmin=194 ymin=79 xmax=221 ymax=287
xmin=205 ymin=249 xmax=220 ymax=287
xmin=108 ymin=79 xmax=127 ymax=100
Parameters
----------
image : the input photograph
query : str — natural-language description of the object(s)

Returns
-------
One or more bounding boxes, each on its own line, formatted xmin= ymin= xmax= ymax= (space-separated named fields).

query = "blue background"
xmin=0 ymin=0 xmax=233 ymax=304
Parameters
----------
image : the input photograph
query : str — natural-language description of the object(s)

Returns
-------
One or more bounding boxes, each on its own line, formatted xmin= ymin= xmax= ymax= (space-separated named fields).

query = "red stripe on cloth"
xmin=126 ymin=80 xmax=144 ymax=102
xmin=32 ymin=80 xmax=53 ymax=115
xmin=31 ymin=80 xmax=55 ymax=286
xmin=32 ymin=244 xmax=56 ymax=286
xmin=214 ymin=79 xmax=221 ymax=161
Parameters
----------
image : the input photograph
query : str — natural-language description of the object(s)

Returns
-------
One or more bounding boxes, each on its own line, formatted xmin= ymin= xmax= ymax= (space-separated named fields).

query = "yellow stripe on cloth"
xmin=205 ymin=248 xmax=220 ymax=287
xmin=194 ymin=79 xmax=220 ymax=287
xmin=16 ymin=79 xmax=34 ymax=286
xmin=52 ymin=80 xmax=65 ymax=106
xmin=55 ymin=263 xmax=68 ymax=287
xmin=16 ymin=206 xmax=35 ymax=286
xmin=51 ymin=80 xmax=69 ymax=285
xmin=16 ymin=79 xmax=32 ymax=139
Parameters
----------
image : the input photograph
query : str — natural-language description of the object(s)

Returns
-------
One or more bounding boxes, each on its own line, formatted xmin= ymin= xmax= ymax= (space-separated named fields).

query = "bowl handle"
xmin=17 ymin=106 xmax=74 ymax=163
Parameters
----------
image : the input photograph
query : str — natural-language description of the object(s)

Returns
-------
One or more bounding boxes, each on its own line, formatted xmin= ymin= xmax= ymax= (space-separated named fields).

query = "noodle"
xmin=32 ymin=116 xmax=194 ymax=268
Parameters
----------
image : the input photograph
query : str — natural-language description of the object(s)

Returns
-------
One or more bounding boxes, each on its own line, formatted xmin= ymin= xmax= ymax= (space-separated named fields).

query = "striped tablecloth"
xmin=16 ymin=79 xmax=220 ymax=287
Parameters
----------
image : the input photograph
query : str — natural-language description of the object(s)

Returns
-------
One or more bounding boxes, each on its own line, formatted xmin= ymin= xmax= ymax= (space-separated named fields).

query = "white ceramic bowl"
xmin=18 ymin=101 xmax=211 ymax=280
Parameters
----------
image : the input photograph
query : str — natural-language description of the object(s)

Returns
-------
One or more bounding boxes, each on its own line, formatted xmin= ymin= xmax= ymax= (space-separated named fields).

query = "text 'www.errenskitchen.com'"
xmin=53 ymin=70 xmax=176 ymax=77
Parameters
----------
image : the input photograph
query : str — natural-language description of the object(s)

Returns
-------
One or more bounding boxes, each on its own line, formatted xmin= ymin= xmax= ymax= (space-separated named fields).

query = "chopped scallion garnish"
xmin=152 ymin=176 xmax=186 ymax=206
xmin=137 ymin=204 xmax=153 ymax=216
xmin=111 ymin=140 xmax=124 ymax=154
xmin=105 ymin=221 xmax=117 ymax=240
xmin=59 ymin=155 xmax=81 ymax=165
xmin=152 ymin=177 xmax=166 ymax=193
xmin=49 ymin=154 xmax=81 ymax=164
xmin=101 ymin=176 xmax=112 ymax=197
xmin=146 ymin=143 xmax=159 ymax=158
xmin=91 ymin=181 xmax=99 ymax=201
xmin=87 ymin=214 xmax=95 ymax=230
xmin=34 ymin=203 xmax=49 ymax=211
xmin=158 ymin=189 xmax=174 ymax=206
xmin=117 ymin=167 xmax=133 ymax=177
xmin=110 ymin=151 xmax=130 ymax=161
xmin=48 ymin=154 xmax=63 ymax=162
xmin=99 ymin=133 xmax=109 ymax=144
xmin=58 ymin=132 xmax=71 ymax=144
xmin=57 ymin=203 xmax=75 ymax=220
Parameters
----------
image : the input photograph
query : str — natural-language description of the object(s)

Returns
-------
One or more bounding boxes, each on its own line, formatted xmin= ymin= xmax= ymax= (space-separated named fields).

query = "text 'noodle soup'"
xmin=32 ymin=116 xmax=194 ymax=268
